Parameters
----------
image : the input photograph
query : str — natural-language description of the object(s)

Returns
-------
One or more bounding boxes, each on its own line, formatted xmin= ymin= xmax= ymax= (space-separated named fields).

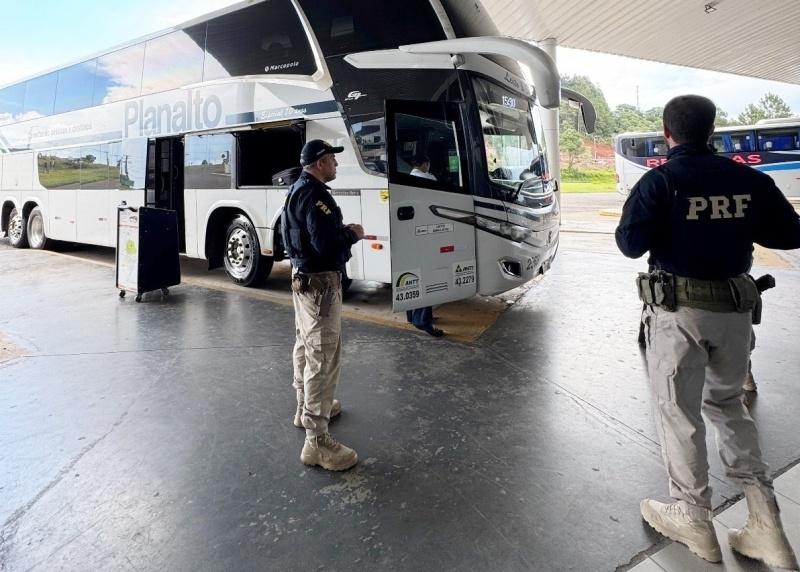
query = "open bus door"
xmin=145 ymin=137 xmax=186 ymax=252
xmin=385 ymin=99 xmax=477 ymax=312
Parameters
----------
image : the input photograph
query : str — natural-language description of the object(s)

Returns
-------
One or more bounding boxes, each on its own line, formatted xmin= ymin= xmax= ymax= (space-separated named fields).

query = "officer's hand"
xmin=348 ymin=224 xmax=365 ymax=240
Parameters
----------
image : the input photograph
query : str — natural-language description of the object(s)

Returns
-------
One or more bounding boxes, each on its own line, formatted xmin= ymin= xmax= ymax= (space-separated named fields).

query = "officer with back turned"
xmin=281 ymin=139 xmax=364 ymax=471
xmin=616 ymin=95 xmax=800 ymax=568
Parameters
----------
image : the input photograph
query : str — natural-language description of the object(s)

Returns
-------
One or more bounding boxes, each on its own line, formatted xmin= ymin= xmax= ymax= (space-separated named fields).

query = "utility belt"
xmin=291 ymin=271 xmax=342 ymax=317
xmin=636 ymin=271 xmax=775 ymax=324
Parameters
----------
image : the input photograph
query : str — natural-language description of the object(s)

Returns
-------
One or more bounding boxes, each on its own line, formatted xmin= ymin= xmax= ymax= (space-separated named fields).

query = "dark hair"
xmin=412 ymin=154 xmax=430 ymax=166
xmin=662 ymin=95 xmax=716 ymax=145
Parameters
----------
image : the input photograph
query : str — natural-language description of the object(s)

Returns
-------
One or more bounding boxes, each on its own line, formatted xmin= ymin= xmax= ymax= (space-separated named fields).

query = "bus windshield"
xmin=472 ymin=77 xmax=544 ymax=194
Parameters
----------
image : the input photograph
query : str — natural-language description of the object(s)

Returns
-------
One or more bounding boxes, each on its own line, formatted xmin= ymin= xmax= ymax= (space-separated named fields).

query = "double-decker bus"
xmin=0 ymin=0 xmax=593 ymax=311
xmin=614 ymin=119 xmax=800 ymax=199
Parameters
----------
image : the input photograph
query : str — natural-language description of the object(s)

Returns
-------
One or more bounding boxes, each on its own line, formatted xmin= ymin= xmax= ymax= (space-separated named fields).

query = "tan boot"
xmin=743 ymin=371 xmax=757 ymax=393
xmin=728 ymin=486 xmax=799 ymax=570
xmin=300 ymin=433 xmax=358 ymax=471
xmin=640 ymin=499 xmax=722 ymax=562
xmin=293 ymin=388 xmax=341 ymax=428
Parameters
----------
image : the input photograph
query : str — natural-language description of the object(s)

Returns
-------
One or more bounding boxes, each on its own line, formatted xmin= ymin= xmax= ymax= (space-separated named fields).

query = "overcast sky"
xmin=1 ymin=0 xmax=798 ymax=118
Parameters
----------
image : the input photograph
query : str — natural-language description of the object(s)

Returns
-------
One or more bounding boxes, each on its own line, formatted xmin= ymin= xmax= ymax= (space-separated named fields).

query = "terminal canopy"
xmin=480 ymin=0 xmax=800 ymax=85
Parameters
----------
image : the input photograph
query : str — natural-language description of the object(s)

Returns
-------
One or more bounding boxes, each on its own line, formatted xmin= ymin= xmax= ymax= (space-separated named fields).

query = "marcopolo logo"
xmin=395 ymin=272 xmax=419 ymax=289
xmin=124 ymin=89 xmax=223 ymax=137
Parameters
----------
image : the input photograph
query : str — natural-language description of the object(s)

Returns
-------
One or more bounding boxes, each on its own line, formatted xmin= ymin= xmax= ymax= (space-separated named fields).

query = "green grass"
xmin=560 ymin=167 xmax=616 ymax=193
xmin=561 ymin=181 xmax=617 ymax=193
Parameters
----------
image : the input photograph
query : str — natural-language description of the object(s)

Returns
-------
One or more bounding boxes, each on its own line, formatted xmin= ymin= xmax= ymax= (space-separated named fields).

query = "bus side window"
xmin=185 ymin=134 xmax=235 ymax=190
xmin=758 ymin=128 xmax=800 ymax=152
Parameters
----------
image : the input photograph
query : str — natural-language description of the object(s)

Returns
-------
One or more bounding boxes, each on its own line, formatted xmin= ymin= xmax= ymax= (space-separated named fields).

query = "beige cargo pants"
xmin=643 ymin=304 xmax=771 ymax=509
xmin=291 ymin=271 xmax=343 ymax=437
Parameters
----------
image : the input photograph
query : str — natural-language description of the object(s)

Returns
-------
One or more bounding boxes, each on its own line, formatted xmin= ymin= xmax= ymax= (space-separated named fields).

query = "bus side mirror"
xmin=561 ymin=87 xmax=596 ymax=134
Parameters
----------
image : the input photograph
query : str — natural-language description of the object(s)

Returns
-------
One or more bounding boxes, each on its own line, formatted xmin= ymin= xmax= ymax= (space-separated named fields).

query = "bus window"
xmin=185 ymin=134 xmax=235 ymax=189
xmin=390 ymin=110 xmax=465 ymax=193
xmin=203 ymin=1 xmax=316 ymax=81
xmin=472 ymin=77 xmax=541 ymax=192
xmin=710 ymin=135 xmax=726 ymax=153
xmin=23 ymin=72 xmax=57 ymax=117
xmin=236 ymin=127 xmax=304 ymax=186
xmin=93 ymin=43 xmax=145 ymax=106
xmin=729 ymin=131 xmax=755 ymax=152
xmin=120 ymin=138 xmax=147 ymax=190
xmin=646 ymin=137 xmax=666 ymax=157
xmin=141 ymin=27 xmax=205 ymax=95
xmin=0 ymin=83 xmax=25 ymax=125
xmin=38 ymin=148 xmax=82 ymax=190
xmin=623 ymin=138 xmax=648 ymax=158
xmin=298 ymin=0 xmax=446 ymax=57
xmin=54 ymin=61 xmax=97 ymax=115
xmin=758 ymin=128 xmax=800 ymax=151
xmin=352 ymin=116 xmax=387 ymax=174
xmin=79 ymin=144 xmax=119 ymax=190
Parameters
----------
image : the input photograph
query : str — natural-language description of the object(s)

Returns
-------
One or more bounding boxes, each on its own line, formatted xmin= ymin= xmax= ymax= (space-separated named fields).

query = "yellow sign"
xmin=379 ymin=190 xmax=389 ymax=203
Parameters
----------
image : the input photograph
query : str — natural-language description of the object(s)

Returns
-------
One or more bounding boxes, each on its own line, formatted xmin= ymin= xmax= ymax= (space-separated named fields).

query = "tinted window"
xmin=299 ymin=0 xmax=446 ymax=57
xmin=93 ymin=43 xmax=145 ymax=105
xmin=758 ymin=128 xmax=800 ymax=151
xmin=237 ymin=127 xmax=303 ymax=186
xmin=0 ymin=83 xmax=25 ymax=125
xmin=38 ymin=147 xmax=82 ymax=190
xmin=388 ymin=104 xmax=467 ymax=193
xmin=120 ymin=138 xmax=148 ymax=190
xmin=24 ymin=72 xmax=58 ymax=117
xmin=142 ymin=27 xmax=206 ymax=95
xmin=622 ymin=137 xmax=648 ymax=158
xmin=204 ymin=1 xmax=316 ymax=80
xmin=54 ymin=61 xmax=97 ymax=114
xmin=185 ymin=133 xmax=234 ymax=189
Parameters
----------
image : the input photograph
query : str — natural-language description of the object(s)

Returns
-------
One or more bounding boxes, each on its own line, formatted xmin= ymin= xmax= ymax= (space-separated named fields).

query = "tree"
xmin=613 ymin=104 xmax=660 ymax=133
xmin=560 ymin=126 xmax=585 ymax=169
xmin=737 ymin=92 xmax=793 ymax=124
xmin=715 ymin=107 xmax=735 ymax=127
xmin=559 ymin=75 xmax=615 ymax=141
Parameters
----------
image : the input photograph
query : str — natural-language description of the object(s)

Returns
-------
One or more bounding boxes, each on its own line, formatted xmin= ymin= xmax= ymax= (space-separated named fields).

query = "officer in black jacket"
xmin=281 ymin=139 xmax=364 ymax=471
xmin=616 ymin=95 xmax=800 ymax=568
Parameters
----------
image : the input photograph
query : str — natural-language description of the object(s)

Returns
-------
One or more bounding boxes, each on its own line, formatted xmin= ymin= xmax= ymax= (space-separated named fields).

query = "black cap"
xmin=300 ymin=139 xmax=344 ymax=166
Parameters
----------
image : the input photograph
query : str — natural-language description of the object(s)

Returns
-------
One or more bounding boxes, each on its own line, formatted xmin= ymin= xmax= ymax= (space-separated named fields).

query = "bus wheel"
xmin=8 ymin=207 xmax=28 ymax=248
xmin=223 ymin=215 xmax=273 ymax=287
xmin=26 ymin=207 xmax=51 ymax=250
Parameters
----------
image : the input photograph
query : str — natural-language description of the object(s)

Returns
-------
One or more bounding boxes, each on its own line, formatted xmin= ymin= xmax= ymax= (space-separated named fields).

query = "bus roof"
xmin=0 ymin=0 xmax=266 ymax=90
xmin=615 ymin=118 xmax=800 ymax=140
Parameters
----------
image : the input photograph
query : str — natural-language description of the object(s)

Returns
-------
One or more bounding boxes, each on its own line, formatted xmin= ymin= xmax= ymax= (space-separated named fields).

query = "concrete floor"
xmin=1 ymin=194 xmax=799 ymax=571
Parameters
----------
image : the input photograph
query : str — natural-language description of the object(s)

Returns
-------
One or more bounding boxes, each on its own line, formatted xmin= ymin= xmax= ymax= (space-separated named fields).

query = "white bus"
xmin=0 ymin=0 xmax=593 ymax=311
xmin=614 ymin=119 xmax=800 ymax=198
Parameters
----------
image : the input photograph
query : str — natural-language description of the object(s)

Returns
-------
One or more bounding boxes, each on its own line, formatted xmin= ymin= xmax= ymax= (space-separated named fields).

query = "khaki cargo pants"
xmin=643 ymin=304 xmax=771 ymax=509
xmin=291 ymin=271 xmax=343 ymax=437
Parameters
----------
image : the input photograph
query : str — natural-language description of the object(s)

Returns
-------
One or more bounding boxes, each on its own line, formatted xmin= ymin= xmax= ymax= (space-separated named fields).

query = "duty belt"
xmin=673 ymin=276 xmax=738 ymax=312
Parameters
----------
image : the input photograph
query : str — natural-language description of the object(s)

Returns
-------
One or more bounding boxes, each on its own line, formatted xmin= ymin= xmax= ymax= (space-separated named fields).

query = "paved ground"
xmin=1 ymin=193 xmax=798 ymax=571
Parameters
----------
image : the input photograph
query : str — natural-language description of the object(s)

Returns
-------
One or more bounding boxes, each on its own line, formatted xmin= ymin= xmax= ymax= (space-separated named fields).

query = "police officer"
xmin=616 ymin=95 xmax=800 ymax=568
xmin=281 ymin=139 xmax=364 ymax=471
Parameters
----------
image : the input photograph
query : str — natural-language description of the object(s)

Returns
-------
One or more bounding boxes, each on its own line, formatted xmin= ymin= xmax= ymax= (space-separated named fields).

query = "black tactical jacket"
xmin=616 ymin=143 xmax=800 ymax=279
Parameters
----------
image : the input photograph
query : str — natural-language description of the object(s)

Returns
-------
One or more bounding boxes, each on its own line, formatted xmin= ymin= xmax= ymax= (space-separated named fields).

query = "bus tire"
xmin=223 ymin=215 xmax=273 ymax=287
xmin=8 ymin=207 xmax=28 ymax=248
xmin=26 ymin=207 xmax=51 ymax=250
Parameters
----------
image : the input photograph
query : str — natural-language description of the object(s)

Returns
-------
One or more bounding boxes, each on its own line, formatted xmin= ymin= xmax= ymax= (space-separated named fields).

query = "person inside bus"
xmin=410 ymin=154 xmax=437 ymax=181
xmin=406 ymin=154 xmax=444 ymax=338
xmin=281 ymin=139 xmax=365 ymax=472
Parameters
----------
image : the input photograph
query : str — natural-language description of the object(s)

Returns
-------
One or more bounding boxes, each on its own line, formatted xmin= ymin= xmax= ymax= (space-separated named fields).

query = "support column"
xmin=538 ymin=38 xmax=560 ymax=195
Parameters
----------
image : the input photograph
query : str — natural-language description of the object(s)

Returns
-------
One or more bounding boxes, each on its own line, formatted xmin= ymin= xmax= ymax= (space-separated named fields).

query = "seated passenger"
xmin=410 ymin=154 xmax=437 ymax=181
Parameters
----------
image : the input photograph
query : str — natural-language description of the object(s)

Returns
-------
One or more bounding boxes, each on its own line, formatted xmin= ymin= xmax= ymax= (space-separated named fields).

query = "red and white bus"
xmin=614 ymin=118 xmax=800 ymax=198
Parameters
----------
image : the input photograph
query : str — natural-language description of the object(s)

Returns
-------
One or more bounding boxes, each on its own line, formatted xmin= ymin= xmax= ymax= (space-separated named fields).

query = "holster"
xmin=728 ymin=275 xmax=762 ymax=324
xmin=291 ymin=273 xmax=311 ymax=294
xmin=292 ymin=273 xmax=335 ymax=317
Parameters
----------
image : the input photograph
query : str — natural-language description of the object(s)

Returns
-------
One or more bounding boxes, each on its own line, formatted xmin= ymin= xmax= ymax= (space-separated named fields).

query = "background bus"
xmin=0 ymin=0 xmax=592 ymax=312
xmin=614 ymin=118 xmax=800 ymax=197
